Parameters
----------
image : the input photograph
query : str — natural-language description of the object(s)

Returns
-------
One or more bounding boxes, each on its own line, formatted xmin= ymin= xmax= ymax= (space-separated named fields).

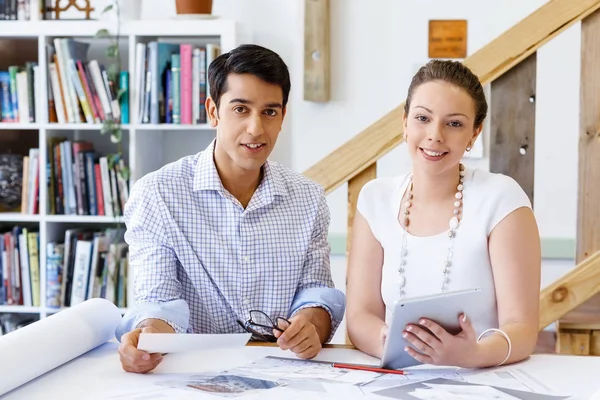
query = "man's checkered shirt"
xmin=116 ymin=140 xmax=345 ymax=341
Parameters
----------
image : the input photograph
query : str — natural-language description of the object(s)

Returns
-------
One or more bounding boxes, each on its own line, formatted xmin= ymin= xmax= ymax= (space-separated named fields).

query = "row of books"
xmin=0 ymin=0 xmax=32 ymax=20
xmin=47 ymin=38 xmax=128 ymax=125
xmin=46 ymin=138 xmax=129 ymax=216
xmin=135 ymin=41 xmax=221 ymax=125
xmin=0 ymin=40 xmax=223 ymax=126
xmin=21 ymin=148 xmax=40 ymax=215
xmin=0 ymin=227 xmax=40 ymax=307
xmin=7 ymin=140 xmax=127 ymax=217
xmin=47 ymin=227 xmax=129 ymax=309
xmin=0 ymin=64 xmax=40 ymax=123
xmin=0 ymin=226 xmax=129 ymax=310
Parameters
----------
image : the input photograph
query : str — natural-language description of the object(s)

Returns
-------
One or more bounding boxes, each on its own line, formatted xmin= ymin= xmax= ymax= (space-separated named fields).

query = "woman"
xmin=346 ymin=59 xmax=541 ymax=368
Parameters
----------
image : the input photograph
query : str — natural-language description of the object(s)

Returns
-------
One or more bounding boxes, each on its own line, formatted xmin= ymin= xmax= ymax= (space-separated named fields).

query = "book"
xmin=171 ymin=54 xmax=181 ymax=124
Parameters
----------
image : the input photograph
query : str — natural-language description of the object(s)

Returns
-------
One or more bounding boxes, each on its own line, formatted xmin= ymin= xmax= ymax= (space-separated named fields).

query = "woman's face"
xmin=403 ymin=80 xmax=481 ymax=177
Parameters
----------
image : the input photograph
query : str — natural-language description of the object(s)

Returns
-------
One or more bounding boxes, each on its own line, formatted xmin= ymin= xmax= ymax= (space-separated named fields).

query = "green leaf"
xmin=101 ymin=120 xmax=118 ymax=135
xmin=95 ymin=28 xmax=111 ymax=39
xmin=102 ymin=4 xmax=114 ymax=14
xmin=107 ymin=154 xmax=118 ymax=169
xmin=120 ymin=166 xmax=130 ymax=181
xmin=107 ymin=64 xmax=119 ymax=84
xmin=110 ymin=129 xmax=122 ymax=144
xmin=107 ymin=63 xmax=118 ymax=76
xmin=116 ymin=88 xmax=126 ymax=101
xmin=106 ymin=45 xmax=119 ymax=59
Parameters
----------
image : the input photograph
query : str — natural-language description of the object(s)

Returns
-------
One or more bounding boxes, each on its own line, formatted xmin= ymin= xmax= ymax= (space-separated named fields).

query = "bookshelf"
xmin=0 ymin=19 xmax=236 ymax=333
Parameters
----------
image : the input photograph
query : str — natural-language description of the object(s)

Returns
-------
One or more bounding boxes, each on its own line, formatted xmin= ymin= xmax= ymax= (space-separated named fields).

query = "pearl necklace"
xmin=397 ymin=164 xmax=465 ymax=298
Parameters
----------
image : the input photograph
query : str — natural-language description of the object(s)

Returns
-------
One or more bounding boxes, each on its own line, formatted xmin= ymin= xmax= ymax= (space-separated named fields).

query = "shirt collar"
xmin=258 ymin=159 xmax=287 ymax=199
xmin=193 ymin=139 xmax=224 ymax=192
xmin=193 ymin=139 xmax=288 ymax=199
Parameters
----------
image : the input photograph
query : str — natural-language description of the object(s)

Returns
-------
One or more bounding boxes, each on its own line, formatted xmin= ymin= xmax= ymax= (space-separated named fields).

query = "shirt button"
xmin=242 ymin=298 xmax=250 ymax=305
xmin=242 ymin=255 xmax=250 ymax=262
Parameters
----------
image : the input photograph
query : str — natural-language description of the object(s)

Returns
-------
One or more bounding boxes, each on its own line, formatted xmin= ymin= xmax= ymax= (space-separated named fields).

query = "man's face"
xmin=208 ymin=73 xmax=286 ymax=173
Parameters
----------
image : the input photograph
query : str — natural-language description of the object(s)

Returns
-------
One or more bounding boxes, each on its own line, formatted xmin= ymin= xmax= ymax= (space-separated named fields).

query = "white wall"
xmin=134 ymin=0 xmax=579 ymax=240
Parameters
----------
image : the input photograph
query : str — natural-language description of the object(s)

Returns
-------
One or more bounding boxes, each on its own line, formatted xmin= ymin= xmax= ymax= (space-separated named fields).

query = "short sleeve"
xmin=355 ymin=177 xmax=404 ymax=244
xmin=486 ymin=174 xmax=532 ymax=235
xmin=356 ymin=178 xmax=387 ymax=243
xmin=356 ymin=179 xmax=376 ymax=223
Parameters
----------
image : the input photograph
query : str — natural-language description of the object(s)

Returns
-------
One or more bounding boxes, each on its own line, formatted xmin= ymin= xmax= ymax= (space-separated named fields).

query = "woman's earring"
xmin=466 ymin=144 xmax=472 ymax=152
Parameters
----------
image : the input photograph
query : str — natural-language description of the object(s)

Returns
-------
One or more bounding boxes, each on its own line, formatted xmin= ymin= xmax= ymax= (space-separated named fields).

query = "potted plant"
xmin=99 ymin=0 xmax=142 ymax=21
xmin=175 ymin=0 xmax=213 ymax=15
xmin=95 ymin=1 xmax=130 ymax=219
xmin=96 ymin=2 xmax=126 ymax=150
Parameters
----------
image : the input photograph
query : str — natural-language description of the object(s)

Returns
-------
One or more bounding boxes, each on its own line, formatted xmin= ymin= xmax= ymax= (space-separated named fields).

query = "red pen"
xmin=331 ymin=362 xmax=408 ymax=375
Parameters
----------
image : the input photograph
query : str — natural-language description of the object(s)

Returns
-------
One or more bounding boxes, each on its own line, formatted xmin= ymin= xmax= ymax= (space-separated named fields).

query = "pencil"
xmin=331 ymin=362 xmax=408 ymax=375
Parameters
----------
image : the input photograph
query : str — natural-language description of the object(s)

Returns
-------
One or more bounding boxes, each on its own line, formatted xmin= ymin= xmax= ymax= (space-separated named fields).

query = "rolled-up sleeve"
xmin=115 ymin=177 xmax=189 ymax=341
xmin=288 ymin=191 xmax=346 ymax=342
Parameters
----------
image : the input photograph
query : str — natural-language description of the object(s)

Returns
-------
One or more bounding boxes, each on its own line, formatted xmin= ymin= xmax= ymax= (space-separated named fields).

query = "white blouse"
xmin=356 ymin=167 xmax=532 ymax=336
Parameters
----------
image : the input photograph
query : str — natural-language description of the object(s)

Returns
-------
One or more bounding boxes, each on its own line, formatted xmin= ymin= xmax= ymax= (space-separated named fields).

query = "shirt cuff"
xmin=288 ymin=287 xmax=346 ymax=343
xmin=115 ymin=299 xmax=190 ymax=340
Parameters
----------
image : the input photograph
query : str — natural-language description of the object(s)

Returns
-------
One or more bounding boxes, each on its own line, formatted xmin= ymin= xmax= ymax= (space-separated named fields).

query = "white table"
xmin=3 ymin=343 xmax=600 ymax=400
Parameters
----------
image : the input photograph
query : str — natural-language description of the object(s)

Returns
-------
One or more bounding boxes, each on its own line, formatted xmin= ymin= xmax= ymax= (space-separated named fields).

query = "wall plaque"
xmin=429 ymin=20 xmax=467 ymax=58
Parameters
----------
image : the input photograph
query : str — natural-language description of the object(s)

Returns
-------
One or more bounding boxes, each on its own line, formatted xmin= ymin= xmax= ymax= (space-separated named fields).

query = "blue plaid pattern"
xmin=116 ymin=139 xmax=345 ymax=342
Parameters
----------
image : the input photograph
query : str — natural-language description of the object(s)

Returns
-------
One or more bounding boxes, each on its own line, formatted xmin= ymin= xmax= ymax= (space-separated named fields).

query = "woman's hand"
xmin=402 ymin=314 xmax=482 ymax=368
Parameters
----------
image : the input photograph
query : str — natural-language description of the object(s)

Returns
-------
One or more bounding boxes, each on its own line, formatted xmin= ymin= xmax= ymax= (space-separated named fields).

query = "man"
xmin=117 ymin=44 xmax=345 ymax=373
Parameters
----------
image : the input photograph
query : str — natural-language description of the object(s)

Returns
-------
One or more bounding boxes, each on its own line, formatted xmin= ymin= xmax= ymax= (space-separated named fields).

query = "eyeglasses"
xmin=237 ymin=310 xmax=291 ymax=343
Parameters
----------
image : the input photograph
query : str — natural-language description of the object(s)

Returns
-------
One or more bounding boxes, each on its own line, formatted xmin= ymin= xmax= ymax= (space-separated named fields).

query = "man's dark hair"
xmin=208 ymin=44 xmax=291 ymax=110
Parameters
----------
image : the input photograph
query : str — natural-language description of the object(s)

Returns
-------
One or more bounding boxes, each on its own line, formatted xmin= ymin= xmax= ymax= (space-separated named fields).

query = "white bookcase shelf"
xmin=43 ymin=215 xmax=124 ymax=224
xmin=0 ymin=123 xmax=215 ymax=131
xmin=0 ymin=123 xmax=43 ymax=130
xmin=0 ymin=19 xmax=236 ymax=38
xmin=0 ymin=306 xmax=42 ymax=314
xmin=0 ymin=213 xmax=41 ymax=223
xmin=0 ymin=19 xmax=236 ymax=327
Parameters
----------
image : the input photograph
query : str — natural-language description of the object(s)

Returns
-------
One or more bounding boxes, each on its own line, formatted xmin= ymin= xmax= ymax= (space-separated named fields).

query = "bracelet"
xmin=476 ymin=328 xmax=512 ymax=366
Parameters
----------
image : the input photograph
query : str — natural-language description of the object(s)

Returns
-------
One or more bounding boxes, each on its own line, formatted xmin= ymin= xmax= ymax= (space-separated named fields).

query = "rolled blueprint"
xmin=0 ymin=298 xmax=122 ymax=396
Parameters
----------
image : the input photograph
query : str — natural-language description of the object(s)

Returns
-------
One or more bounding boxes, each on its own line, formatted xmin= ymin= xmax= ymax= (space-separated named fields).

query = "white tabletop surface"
xmin=3 ymin=341 xmax=600 ymax=399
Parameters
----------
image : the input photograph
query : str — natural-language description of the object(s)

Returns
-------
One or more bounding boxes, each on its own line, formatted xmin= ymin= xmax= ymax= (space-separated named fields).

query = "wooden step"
xmin=556 ymin=321 xmax=600 ymax=355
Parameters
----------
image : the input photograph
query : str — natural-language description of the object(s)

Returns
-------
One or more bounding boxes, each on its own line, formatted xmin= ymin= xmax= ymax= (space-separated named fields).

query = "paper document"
xmin=137 ymin=332 xmax=251 ymax=353
xmin=117 ymin=356 xmax=572 ymax=400
xmin=360 ymin=368 xmax=463 ymax=391
xmin=416 ymin=382 xmax=523 ymax=399
xmin=223 ymin=356 xmax=381 ymax=383
xmin=372 ymin=377 xmax=569 ymax=400
xmin=461 ymin=368 xmax=556 ymax=394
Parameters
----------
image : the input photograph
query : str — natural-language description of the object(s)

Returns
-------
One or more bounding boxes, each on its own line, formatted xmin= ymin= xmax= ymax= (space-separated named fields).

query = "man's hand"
xmin=118 ymin=319 xmax=175 ymax=373
xmin=118 ymin=326 xmax=163 ymax=373
xmin=273 ymin=307 xmax=331 ymax=359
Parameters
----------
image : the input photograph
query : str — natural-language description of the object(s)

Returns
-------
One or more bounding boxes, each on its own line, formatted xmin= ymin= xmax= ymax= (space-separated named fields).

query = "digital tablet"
xmin=380 ymin=287 xmax=484 ymax=370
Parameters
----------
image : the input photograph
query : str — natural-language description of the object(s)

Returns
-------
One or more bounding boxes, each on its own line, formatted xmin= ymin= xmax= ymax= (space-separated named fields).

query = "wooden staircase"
xmin=303 ymin=0 xmax=600 ymax=355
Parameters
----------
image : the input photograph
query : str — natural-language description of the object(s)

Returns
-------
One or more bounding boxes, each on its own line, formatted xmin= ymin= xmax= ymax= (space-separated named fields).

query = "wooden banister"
xmin=539 ymin=250 xmax=600 ymax=331
xmin=304 ymin=106 xmax=403 ymax=195
xmin=303 ymin=0 xmax=600 ymax=194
